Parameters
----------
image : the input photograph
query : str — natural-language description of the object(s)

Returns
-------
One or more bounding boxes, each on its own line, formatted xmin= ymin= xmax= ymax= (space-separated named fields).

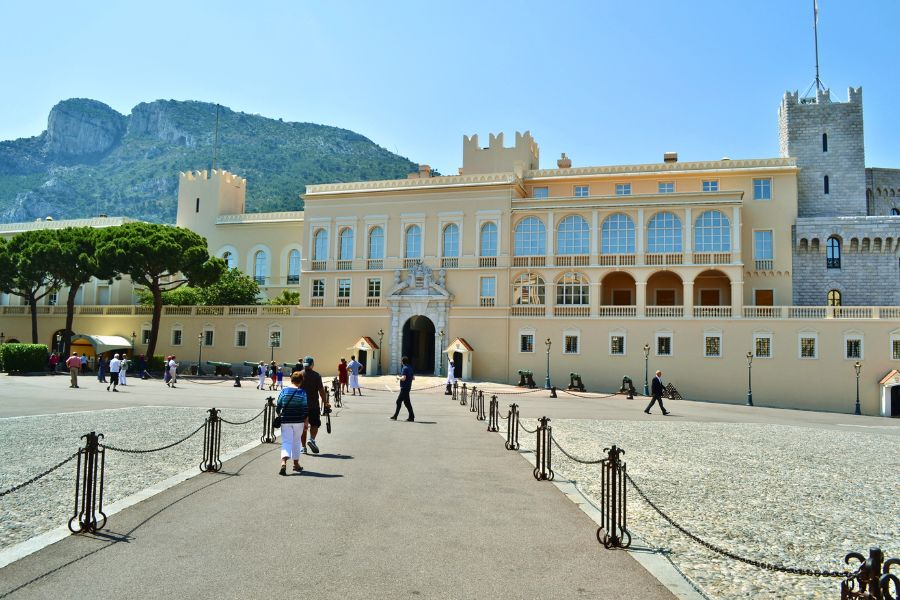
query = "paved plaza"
xmin=0 ymin=372 xmax=897 ymax=599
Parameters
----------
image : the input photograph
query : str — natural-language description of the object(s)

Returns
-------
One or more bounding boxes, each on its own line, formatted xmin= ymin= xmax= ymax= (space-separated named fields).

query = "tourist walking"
xmin=269 ymin=360 xmax=278 ymax=390
xmin=49 ymin=352 xmax=59 ymax=373
xmin=276 ymin=370 xmax=309 ymax=476
xmin=348 ymin=355 xmax=362 ymax=396
xmin=66 ymin=352 xmax=81 ymax=388
xmin=119 ymin=353 xmax=129 ymax=386
xmin=80 ymin=353 xmax=88 ymax=374
xmin=301 ymin=357 xmax=329 ymax=454
xmin=644 ymin=370 xmax=670 ymax=415
xmin=97 ymin=355 xmax=107 ymax=383
xmin=107 ymin=353 xmax=121 ymax=392
xmin=138 ymin=355 xmax=147 ymax=379
xmin=390 ymin=356 xmax=415 ymax=422
xmin=257 ymin=361 xmax=266 ymax=390
xmin=338 ymin=358 xmax=349 ymax=394
xmin=163 ymin=356 xmax=172 ymax=386
xmin=167 ymin=356 xmax=179 ymax=388
xmin=276 ymin=366 xmax=284 ymax=390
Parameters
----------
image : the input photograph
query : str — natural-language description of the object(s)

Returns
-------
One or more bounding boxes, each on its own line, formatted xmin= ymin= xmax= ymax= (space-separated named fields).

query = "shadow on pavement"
xmin=297 ymin=471 xmax=344 ymax=479
xmin=313 ymin=453 xmax=353 ymax=460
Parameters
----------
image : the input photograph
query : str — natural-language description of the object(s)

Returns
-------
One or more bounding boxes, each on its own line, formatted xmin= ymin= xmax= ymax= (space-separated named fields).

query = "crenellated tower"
xmin=461 ymin=131 xmax=539 ymax=175
xmin=176 ymin=169 xmax=247 ymax=241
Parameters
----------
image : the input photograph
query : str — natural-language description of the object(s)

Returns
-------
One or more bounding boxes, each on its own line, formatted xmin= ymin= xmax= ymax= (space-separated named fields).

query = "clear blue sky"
xmin=1 ymin=1 xmax=897 ymax=175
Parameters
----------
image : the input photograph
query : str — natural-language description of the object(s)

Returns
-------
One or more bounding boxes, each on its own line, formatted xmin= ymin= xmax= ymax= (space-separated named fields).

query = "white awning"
xmin=71 ymin=334 xmax=134 ymax=354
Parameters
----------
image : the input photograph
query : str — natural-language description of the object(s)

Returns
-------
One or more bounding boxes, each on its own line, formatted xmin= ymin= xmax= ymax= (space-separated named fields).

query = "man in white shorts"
xmin=348 ymin=355 xmax=362 ymax=396
xmin=107 ymin=353 xmax=121 ymax=392
xmin=119 ymin=353 xmax=129 ymax=386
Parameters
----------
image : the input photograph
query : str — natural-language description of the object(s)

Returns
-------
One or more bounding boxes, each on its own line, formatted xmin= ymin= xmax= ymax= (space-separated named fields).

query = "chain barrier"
xmin=101 ymin=422 xmax=206 ymax=454
xmin=560 ymin=389 xmax=620 ymax=400
xmin=625 ymin=472 xmax=849 ymax=578
xmin=69 ymin=432 xmax=107 ymax=533
xmin=518 ymin=419 xmax=538 ymax=434
xmin=0 ymin=451 xmax=78 ymax=498
xmin=504 ymin=404 xmax=520 ymax=450
xmin=219 ymin=407 xmax=266 ymax=426
xmin=549 ymin=435 xmax=604 ymax=465
xmin=481 ymin=387 xmax=545 ymax=396
xmin=182 ymin=377 xmax=235 ymax=386
xmin=597 ymin=445 xmax=631 ymax=549
xmin=841 ymin=547 xmax=900 ymax=599
xmin=200 ymin=408 xmax=223 ymax=472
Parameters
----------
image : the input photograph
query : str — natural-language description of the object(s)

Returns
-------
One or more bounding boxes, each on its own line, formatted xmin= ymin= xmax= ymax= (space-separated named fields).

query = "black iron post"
xmin=487 ymin=394 xmax=499 ymax=432
xmin=597 ymin=445 xmax=631 ymax=549
xmin=452 ymin=380 xmax=459 ymax=403
xmin=746 ymin=351 xmax=753 ymax=406
xmin=476 ymin=390 xmax=486 ymax=421
xmin=533 ymin=416 xmax=554 ymax=481
xmin=197 ymin=333 xmax=203 ymax=376
xmin=377 ymin=328 xmax=384 ymax=376
xmin=505 ymin=403 xmax=520 ymax=450
xmin=269 ymin=333 xmax=277 ymax=363
xmin=854 ymin=361 xmax=862 ymax=415
xmin=200 ymin=408 xmax=223 ymax=472
xmin=69 ymin=431 xmax=107 ymax=533
xmin=55 ymin=333 xmax=62 ymax=369
xmin=643 ymin=344 xmax=650 ymax=396
xmin=544 ymin=338 xmax=552 ymax=389
xmin=261 ymin=397 xmax=277 ymax=443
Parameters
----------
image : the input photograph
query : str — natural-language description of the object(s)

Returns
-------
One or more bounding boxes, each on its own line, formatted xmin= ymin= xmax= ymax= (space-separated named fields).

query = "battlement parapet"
xmin=179 ymin=169 xmax=246 ymax=188
xmin=462 ymin=130 xmax=539 ymax=175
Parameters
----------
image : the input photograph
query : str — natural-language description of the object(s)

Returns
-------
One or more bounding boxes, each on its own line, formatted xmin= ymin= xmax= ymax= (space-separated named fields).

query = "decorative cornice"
xmin=216 ymin=211 xmax=305 ymax=225
xmin=305 ymin=172 xmax=518 ymax=196
xmin=526 ymin=157 xmax=797 ymax=179
xmin=0 ymin=216 xmax=138 ymax=234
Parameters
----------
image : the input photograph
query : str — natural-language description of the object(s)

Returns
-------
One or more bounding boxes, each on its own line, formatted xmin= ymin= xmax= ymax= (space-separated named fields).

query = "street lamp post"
xmin=544 ymin=338 xmax=552 ymax=389
xmin=55 ymin=334 xmax=62 ymax=371
xmin=197 ymin=333 xmax=203 ymax=376
xmin=438 ymin=329 xmax=445 ymax=377
xmin=270 ymin=332 xmax=278 ymax=363
xmin=643 ymin=344 xmax=650 ymax=396
xmin=746 ymin=351 xmax=754 ymax=406
xmin=854 ymin=361 xmax=862 ymax=415
xmin=377 ymin=328 xmax=384 ymax=376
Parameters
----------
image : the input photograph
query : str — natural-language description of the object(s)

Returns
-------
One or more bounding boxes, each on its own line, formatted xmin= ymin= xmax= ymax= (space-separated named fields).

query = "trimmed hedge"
xmin=147 ymin=355 xmax=166 ymax=372
xmin=0 ymin=344 xmax=49 ymax=374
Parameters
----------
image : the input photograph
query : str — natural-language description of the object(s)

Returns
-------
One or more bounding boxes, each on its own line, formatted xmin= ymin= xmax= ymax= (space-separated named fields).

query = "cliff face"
xmin=0 ymin=99 xmax=417 ymax=223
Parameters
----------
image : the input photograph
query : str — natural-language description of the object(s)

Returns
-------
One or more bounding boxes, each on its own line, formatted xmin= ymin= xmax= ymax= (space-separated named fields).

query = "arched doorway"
xmin=402 ymin=316 xmax=435 ymax=374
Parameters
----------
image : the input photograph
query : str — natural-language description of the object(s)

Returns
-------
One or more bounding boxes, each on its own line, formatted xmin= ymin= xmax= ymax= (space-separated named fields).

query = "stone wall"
xmin=793 ymin=216 xmax=900 ymax=305
xmin=866 ymin=168 xmax=900 ymax=215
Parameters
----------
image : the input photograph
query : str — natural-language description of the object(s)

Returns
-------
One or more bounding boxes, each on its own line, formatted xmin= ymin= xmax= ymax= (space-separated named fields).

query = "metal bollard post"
xmin=452 ymin=380 xmax=459 ymax=403
xmin=840 ymin=546 xmax=899 ymax=599
xmin=200 ymin=408 xmax=223 ymax=472
xmin=597 ymin=445 xmax=631 ymax=549
xmin=550 ymin=385 xmax=557 ymax=398
xmin=332 ymin=377 xmax=342 ymax=408
xmin=487 ymin=394 xmax=499 ymax=432
xmin=505 ymin=403 xmax=520 ymax=450
xmin=68 ymin=431 xmax=107 ymax=533
xmin=261 ymin=396 xmax=277 ymax=443
xmin=476 ymin=390 xmax=486 ymax=421
xmin=533 ymin=416 xmax=554 ymax=481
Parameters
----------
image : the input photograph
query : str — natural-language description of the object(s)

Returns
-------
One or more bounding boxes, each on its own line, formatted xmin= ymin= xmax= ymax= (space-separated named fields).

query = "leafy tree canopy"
xmin=268 ymin=290 xmax=299 ymax=305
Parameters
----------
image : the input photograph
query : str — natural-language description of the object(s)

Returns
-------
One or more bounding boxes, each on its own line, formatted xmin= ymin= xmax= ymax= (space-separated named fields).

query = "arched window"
xmin=822 ymin=133 xmax=828 ymax=152
xmin=338 ymin=228 xmax=353 ymax=260
xmin=287 ymin=250 xmax=300 ymax=284
xmin=405 ymin=225 xmax=422 ymax=258
xmin=556 ymin=215 xmax=589 ymax=255
xmin=555 ymin=272 xmax=589 ymax=305
xmin=442 ymin=224 xmax=459 ymax=257
xmin=826 ymin=236 xmax=841 ymax=268
xmin=368 ymin=226 xmax=384 ymax=259
xmin=891 ymin=208 xmax=899 ymax=216
xmin=512 ymin=273 xmax=545 ymax=305
xmin=601 ymin=214 xmax=636 ymax=254
xmin=824 ymin=175 xmax=830 ymax=194
xmin=480 ymin=222 xmax=498 ymax=257
xmin=313 ymin=229 xmax=328 ymax=260
xmin=647 ymin=212 xmax=683 ymax=253
xmin=827 ymin=289 xmax=841 ymax=306
xmin=221 ymin=251 xmax=236 ymax=269
xmin=253 ymin=250 xmax=268 ymax=284
xmin=514 ymin=217 xmax=546 ymax=256
xmin=694 ymin=210 xmax=731 ymax=252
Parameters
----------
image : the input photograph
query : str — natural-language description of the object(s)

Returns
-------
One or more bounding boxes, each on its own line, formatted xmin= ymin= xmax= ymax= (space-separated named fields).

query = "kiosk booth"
xmin=443 ymin=337 xmax=474 ymax=381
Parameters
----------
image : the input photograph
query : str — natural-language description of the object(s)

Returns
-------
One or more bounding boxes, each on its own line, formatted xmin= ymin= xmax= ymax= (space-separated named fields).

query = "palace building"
xmin=2 ymin=87 xmax=899 ymax=416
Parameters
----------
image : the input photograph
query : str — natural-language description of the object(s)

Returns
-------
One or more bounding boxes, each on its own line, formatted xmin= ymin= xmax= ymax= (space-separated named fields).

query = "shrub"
xmin=0 ymin=343 xmax=49 ymax=374
xmin=147 ymin=355 xmax=167 ymax=372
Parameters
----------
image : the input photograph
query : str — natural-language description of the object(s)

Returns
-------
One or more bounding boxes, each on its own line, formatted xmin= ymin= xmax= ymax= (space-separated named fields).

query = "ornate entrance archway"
xmin=402 ymin=316 xmax=435 ymax=374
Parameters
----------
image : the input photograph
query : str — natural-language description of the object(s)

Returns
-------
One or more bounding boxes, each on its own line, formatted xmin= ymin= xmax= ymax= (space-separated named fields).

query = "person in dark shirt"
xmin=301 ymin=356 xmax=329 ymax=454
xmin=644 ymin=370 xmax=670 ymax=415
xmin=390 ymin=356 xmax=415 ymax=422
xmin=277 ymin=370 xmax=309 ymax=476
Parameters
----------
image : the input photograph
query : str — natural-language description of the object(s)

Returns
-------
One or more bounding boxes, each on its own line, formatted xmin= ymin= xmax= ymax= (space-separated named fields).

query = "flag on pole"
xmin=814 ymin=0 xmax=819 ymax=25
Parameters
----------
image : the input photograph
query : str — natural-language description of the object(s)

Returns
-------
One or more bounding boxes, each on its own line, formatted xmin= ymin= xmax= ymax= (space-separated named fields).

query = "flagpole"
xmin=813 ymin=0 xmax=822 ymax=91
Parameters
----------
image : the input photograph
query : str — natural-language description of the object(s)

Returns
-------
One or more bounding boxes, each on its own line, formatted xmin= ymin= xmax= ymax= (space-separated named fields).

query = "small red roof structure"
xmin=444 ymin=337 xmax=474 ymax=352
xmin=879 ymin=369 xmax=900 ymax=385
xmin=350 ymin=336 xmax=379 ymax=351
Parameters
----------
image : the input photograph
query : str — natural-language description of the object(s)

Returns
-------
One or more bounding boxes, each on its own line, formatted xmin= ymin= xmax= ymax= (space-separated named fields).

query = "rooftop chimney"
xmin=557 ymin=153 xmax=572 ymax=169
xmin=663 ymin=152 xmax=678 ymax=163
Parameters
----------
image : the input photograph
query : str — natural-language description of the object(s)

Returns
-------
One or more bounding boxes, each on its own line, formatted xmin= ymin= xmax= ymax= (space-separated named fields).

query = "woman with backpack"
xmin=276 ymin=371 xmax=309 ymax=476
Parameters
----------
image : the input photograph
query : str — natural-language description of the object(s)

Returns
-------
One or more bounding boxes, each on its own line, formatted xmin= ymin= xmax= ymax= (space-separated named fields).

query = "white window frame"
xmin=574 ymin=185 xmax=590 ymax=198
xmin=615 ymin=183 xmax=632 ymax=196
xmin=234 ymin=324 xmax=248 ymax=348
xmin=202 ymin=326 xmax=214 ymax=347
xmin=171 ymin=324 xmax=183 ymax=346
xmin=753 ymin=229 xmax=774 ymax=261
xmin=799 ymin=331 xmax=818 ymax=359
xmin=477 ymin=218 xmax=500 ymax=258
xmin=753 ymin=178 xmax=772 ymax=201
xmin=479 ymin=276 xmax=497 ymax=301
xmin=658 ymin=181 xmax=675 ymax=194
xmin=336 ymin=278 xmax=352 ymax=303
xmin=141 ymin=323 xmax=152 ymax=346
xmin=753 ymin=332 xmax=773 ymax=359
xmin=563 ymin=329 xmax=581 ymax=355
xmin=268 ymin=326 xmax=282 ymax=349
xmin=533 ymin=186 xmax=549 ymax=199
xmin=367 ymin=278 xmax=381 ymax=298
xmin=311 ymin=278 xmax=325 ymax=299
xmin=609 ymin=331 xmax=626 ymax=356
xmin=702 ymin=180 xmax=719 ymax=192
xmin=655 ymin=331 xmax=673 ymax=357
xmin=892 ymin=331 xmax=900 ymax=361
xmin=703 ymin=331 xmax=722 ymax=358
xmin=519 ymin=328 xmax=536 ymax=353
xmin=843 ymin=332 xmax=864 ymax=360
xmin=400 ymin=214 xmax=426 ymax=260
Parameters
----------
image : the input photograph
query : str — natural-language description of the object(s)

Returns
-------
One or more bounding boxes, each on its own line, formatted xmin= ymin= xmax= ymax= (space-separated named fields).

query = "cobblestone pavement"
xmin=522 ymin=418 xmax=900 ymax=600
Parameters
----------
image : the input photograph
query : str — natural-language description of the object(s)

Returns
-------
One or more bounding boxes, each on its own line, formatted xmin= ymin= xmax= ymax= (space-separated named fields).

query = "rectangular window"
xmin=270 ymin=331 xmax=282 ymax=348
xmin=564 ymin=335 xmax=579 ymax=354
xmin=367 ymin=278 xmax=381 ymax=298
xmin=574 ymin=185 xmax=589 ymax=198
xmin=141 ymin=329 xmax=151 ymax=345
xmin=753 ymin=230 xmax=774 ymax=260
xmin=704 ymin=335 xmax=722 ymax=357
xmin=753 ymin=178 xmax=772 ymax=200
xmin=658 ymin=182 xmax=674 ymax=194
xmin=610 ymin=335 xmax=626 ymax=355
xmin=48 ymin=292 xmax=58 ymax=306
xmin=520 ymin=334 xmax=534 ymax=353
xmin=893 ymin=338 xmax=900 ymax=360
xmin=656 ymin=334 xmax=672 ymax=356
xmin=702 ymin=180 xmax=719 ymax=192
xmin=236 ymin=330 xmax=247 ymax=348
xmin=800 ymin=335 xmax=818 ymax=359
xmin=845 ymin=338 xmax=862 ymax=359
xmin=480 ymin=276 xmax=496 ymax=306
xmin=615 ymin=183 xmax=631 ymax=196
xmin=337 ymin=278 xmax=351 ymax=306
xmin=533 ymin=186 xmax=549 ymax=199
xmin=172 ymin=329 xmax=183 ymax=346
xmin=312 ymin=279 xmax=325 ymax=298
xmin=754 ymin=334 xmax=772 ymax=358
xmin=204 ymin=330 xmax=214 ymax=346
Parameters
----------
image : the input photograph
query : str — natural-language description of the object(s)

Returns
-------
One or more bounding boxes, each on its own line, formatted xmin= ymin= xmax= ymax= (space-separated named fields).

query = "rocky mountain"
xmin=0 ymin=99 xmax=418 ymax=223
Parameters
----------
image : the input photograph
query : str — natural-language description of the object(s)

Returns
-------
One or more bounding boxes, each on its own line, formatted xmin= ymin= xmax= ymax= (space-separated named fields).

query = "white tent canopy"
xmin=71 ymin=334 xmax=134 ymax=355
